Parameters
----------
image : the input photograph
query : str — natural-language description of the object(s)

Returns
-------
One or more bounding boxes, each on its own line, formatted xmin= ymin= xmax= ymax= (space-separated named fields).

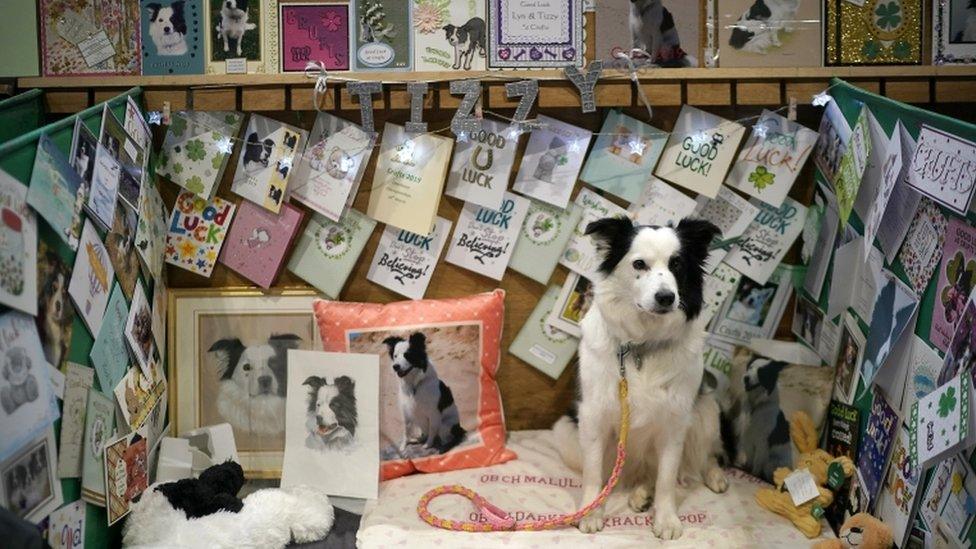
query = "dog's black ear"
xmin=408 ymin=332 xmax=427 ymax=351
xmin=334 ymin=375 xmax=355 ymax=396
xmin=207 ymin=338 xmax=243 ymax=378
xmin=303 ymin=376 xmax=327 ymax=391
xmin=269 ymin=333 xmax=302 ymax=350
xmin=247 ymin=132 xmax=258 ymax=144
xmin=146 ymin=2 xmax=162 ymax=15
xmin=585 ymin=216 xmax=635 ymax=276
xmin=382 ymin=336 xmax=403 ymax=357
xmin=757 ymin=361 xmax=787 ymax=394
xmin=675 ymin=217 xmax=721 ymax=269
xmin=172 ymin=0 xmax=185 ymax=11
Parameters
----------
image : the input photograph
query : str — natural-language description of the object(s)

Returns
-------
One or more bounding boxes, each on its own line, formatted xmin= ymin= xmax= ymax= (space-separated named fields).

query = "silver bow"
xmin=304 ymin=61 xmax=330 ymax=112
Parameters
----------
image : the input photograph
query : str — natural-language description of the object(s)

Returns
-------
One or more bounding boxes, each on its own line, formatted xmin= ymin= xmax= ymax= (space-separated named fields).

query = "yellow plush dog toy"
xmin=811 ymin=512 xmax=894 ymax=549
xmin=755 ymin=411 xmax=855 ymax=538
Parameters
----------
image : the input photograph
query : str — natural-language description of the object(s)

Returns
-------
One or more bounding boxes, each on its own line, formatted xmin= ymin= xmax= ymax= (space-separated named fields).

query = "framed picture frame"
xmin=204 ymin=0 xmax=280 ymax=74
xmin=935 ymin=0 xmax=976 ymax=63
xmin=168 ymin=287 xmax=321 ymax=478
xmin=278 ymin=2 xmax=351 ymax=72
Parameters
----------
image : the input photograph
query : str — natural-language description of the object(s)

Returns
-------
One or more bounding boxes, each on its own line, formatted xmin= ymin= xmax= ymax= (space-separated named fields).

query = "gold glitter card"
xmin=825 ymin=0 xmax=923 ymax=65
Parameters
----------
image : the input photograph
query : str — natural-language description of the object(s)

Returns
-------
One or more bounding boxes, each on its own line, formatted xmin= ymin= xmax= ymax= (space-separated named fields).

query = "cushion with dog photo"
xmin=313 ymin=290 xmax=516 ymax=480
xmin=719 ymin=346 xmax=834 ymax=483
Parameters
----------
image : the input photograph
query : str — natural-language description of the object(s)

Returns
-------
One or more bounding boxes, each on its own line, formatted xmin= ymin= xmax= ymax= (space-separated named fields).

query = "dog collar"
xmin=617 ymin=343 xmax=644 ymax=374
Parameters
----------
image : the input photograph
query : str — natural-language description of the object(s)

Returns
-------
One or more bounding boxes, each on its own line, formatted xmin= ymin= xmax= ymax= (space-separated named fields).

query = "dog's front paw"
xmin=627 ymin=485 xmax=652 ymax=513
xmin=577 ymin=509 xmax=605 ymax=534
xmin=652 ymin=509 xmax=683 ymax=540
xmin=705 ymin=467 xmax=729 ymax=494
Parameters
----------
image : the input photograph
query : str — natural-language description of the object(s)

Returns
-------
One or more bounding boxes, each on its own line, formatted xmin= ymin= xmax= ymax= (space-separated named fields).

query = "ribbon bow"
xmin=304 ymin=61 xmax=330 ymax=112
xmin=613 ymin=49 xmax=654 ymax=121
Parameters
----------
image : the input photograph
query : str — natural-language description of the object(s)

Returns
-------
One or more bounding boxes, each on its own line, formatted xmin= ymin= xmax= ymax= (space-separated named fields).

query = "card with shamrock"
xmin=910 ymin=373 xmax=973 ymax=469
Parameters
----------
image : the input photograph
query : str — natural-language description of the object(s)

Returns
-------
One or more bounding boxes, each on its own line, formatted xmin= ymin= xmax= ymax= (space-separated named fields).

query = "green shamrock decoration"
xmin=938 ymin=386 xmax=957 ymax=418
xmin=862 ymin=40 xmax=881 ymax=60
xmin=893 ymin=40 xmax=912 ymax=59
xmin=185 ymin=175 xmax=205 ymax=195
xmin=156 ymin=149 xmax=169 ymax=169
xmin=875 ymin=1 xmax=902 ymax=30
xmin=224 ymin=114 xmax=239 ymax=126
xmin=748 ymin=166 xmax=776 ymax=190
xmin=172 ymin=162 xmax=184 ymax=175
xmin=212 ymin=154 xmax=224 ymax=171
xmin=185 ymin=139 xmax=206 ymax=161
xmin=170 ymin=115 xmax=187 ymax=137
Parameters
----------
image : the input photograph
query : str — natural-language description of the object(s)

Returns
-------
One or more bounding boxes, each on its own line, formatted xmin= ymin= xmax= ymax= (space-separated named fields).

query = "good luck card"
xmin=289 ymin=209 xmax=377 ymax=298
xmin=28 ymin=134 xmax=84 ymax=249
xmin=509 ymin=200 xmax=583 ymax=285
xmin=444 ymin=118 xmax=519 ymax=210
xmin=445 ymin=192 xmax=530 ymax=280
xmin=559 ymin=188 xmax=627 ymax=279
xmin=69 ymin=220 xmax=116 ymax=336
xmin=39 ymin=0 xmax=142 ymax=76
xmin=232 ymin=114 xmax=306 ymax=213
xmin=413 ymin=0 xmax=486 ymax=71
xmin=289 ymin=112 xmax=372 ymax=222
xmin=509 ymin=285 xmax=579 ymax=379
xmin=907 ymin=125 xmax=976 ymax=215
xmin=0 ymin=169 xmax=38 ymax=316
xmin=580 ymin=109 xmax=667 ymax=204
xmin=352 ymin=0 xmax=411 ymax=70
xmin=930 ymin=217 xmax=976 ymax=352
xmin=910 ymin=373 xmax=974 ymax=470
xmin=654 ymin=105 xmax=745 ymax=199
xmin=876 ymin=425 xmax=924 ymax=548
xmin=141 ymin=0 xmax=205 ymax=75
xmin=693 ymin=186 xmax=760 ymax=272
xmin=279 ymin=3 xmax=350 ymax=72
xmin=857 ymin=389 xmax=899 ymax=508
xmin=165 ymin=191 xmax=236 ymax=277
xmin=487 ymin=0 xmax=583 ymax=67
xmin=513 ymin=115 xmax=592 ymax=209
xmin=157 ymin=111 xmax=244 ymax=199
xmin=220 ymin=201 xmax=305 ymax=288
xmin=724 ymin=197 xmax=808 ymax=285
xmin=367 ymin=216 xmax=452 ymax=300
xmin=726 ymin=110 xmax=818 ymax=208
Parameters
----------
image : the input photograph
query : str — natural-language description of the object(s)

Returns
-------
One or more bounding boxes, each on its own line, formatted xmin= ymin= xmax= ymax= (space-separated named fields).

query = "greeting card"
xmin=99 ymin=106 xmax=145 ymax=203
xmin=876 ymin=425 xmax=924 ymax=547
xmin=288 ymin=209 xmax=377 ymax=298
xmin=548 ymin=272 xmax=592 ymax=338
xmin=69 ymin=220 xmax=116 ymax=336
xmin=231 ymin=114 xmax=306 ymax=213
xmin=28 ymin=134 xmax=84 ymax=249
xmin=723 ymin=197 xmax=808 ymax=285
xmin=366 ymin=216 xmax=452 ymax=300
xmin=907 ymin=125 xmax=976 ymax=215
xmin=0 ymin=429 xmax=62 ymax=523
xmin=710 ymin=264 xmax=795 ymax=345
xmin=487 ymin=0 xmax=583 ymax=67
xmin=654 ymin=105 xmax=745 ymax=199
xmin=898 ymin=198 xmax=947 ymax=293
xmin=36 ymin=241 xmax=75 ymax=372
xmin=164 ymin=191 xmax=236 ymax=277
xmin=125 ymin=283 xmax=157 ymax=379
xmin=157 ymin=111 xmax=245 ymax=199
xmin=69 ymin=118 xmax=98 ymax=187
xmin=124 ymin=97 xmax=152 ymax=153
xmin=803 ymin=183 xmax=840 ymax=300
xmin=910 ymin=373 xmax=973 ymax=470
xmin=702 ymin=263 xmax=742 ymax=324
xmin=859 ymin=116 xmax=903 ymax=254
xmin=876 ymin=123 xmax=921 ymax=263
xmin=693 ymin=186 xmax=760 ymax=272
xmin=89 ymin=284 xmax=130 ymax=397
xmin=48 ymin=499 xmax=85 ymax=549
xmin=833 ymin=314 xmax=865 ymax=404
xmin=917 ymin=457 xmax=970 ymax=542
xmin=0 ymin=170 xmax=38 ymax=316
xmin=141 ymin=0 xmax=204 ymax=74
xmin=509 ymin=200 xmax=583 ymax=285
xmin=81 ymin=389 xmax=115 ymax=505
xmin=861 ymin=270 xmax=918 ymax=387
xmin=726 ymin=110 xmax=818 ymax=207
xmin=289 ymin=112 xmax=371 ymax=222
xmin=825 ymin=0 xmax=923 ymax=65
xmin=857 ymin=389 xmax=899 ymax=508
xmin=580 ymin=110 xmax=667 ymax=203
xmin=716 ymin=0 xmax=821 ymax=67
xmin=105 ymin=202 xmax=142 ymax=300
xmin=834 ymin=105 xmax=872 ymax=225
xmin=930 ymin=218 xmax=976 ymax=352
xmin=445 ymin=193 xmax=529 ymax=280
xmin=279 ymin=3 xmax=350 ymax=72
xmin=513 ymin=115 xmax=592 ymax=209
xmin=812 ymin=100 xmax=852 ymax=187
xmin=509 ymin=285 xmax=579 ymax=379
xmin=367 ymin=123 xmax=453 ymax=235
xmin=826 ymin=238 xmax=884 ymax=322
xmin=444 ymin=118 xmax=519 ymax=210
xmin=825 ymin=400 xmax=860 ymax=460
xmin=413 ymin=0 xmax=486 ymax=71
xmin=57 ymin=363 xmax=95 ymax=479
xmin=0 ymin=311 xmax=59 ymax=463
xmin=113 ymin=365 xmax=165 ymax=431
xmin=351 ymin=0 xmax=412 ymax=70
xmin=40 ymin=0 xmax=142 ymax=76
xmin=204 ymin=0 xmax=279 ymax=74
xmin=86 ymin=145 xmax=121 ymax=231
xmin=220 ymin=201 xmax=305 ymax=288
xmin=151 ymin=281 xmax=167 ymax=353
xmin=896 ymin=336 xmax=943 ymax=418
xmin=939 ymin=291 xmax=976 ymax=386
xmin=134 ymin=181 xmax=169 ymax=282
xmin=628 ymin=177 xmax=698 ymax=227
xmin=559 ymin=188 xmax=627 ymax=279
xmin=104 ymin=427 xmax=149 ymax=525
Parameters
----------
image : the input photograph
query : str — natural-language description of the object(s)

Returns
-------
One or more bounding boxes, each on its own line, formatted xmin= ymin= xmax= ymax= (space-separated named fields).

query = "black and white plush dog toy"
xmin=123 ymin=462 xmax=334 ymax=548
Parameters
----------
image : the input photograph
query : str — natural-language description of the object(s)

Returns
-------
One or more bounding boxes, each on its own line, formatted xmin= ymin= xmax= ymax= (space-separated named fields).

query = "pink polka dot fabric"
xmin=313 ymin=290 xmax=517 ymax=480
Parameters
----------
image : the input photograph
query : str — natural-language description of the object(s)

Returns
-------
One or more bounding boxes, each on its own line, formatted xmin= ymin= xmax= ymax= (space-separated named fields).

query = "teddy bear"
xmin=755 ymin=411 xmax=854 ymax=538
xmin=811 ymin=513 xmax=893 ymax=549
xmin=1 ymin=347 xmax=38 ymax=414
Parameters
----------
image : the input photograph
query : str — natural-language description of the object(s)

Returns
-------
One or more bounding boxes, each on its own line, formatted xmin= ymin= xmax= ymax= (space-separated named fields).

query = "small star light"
xmin=690 ymin=131 xmax=711 ymax=148
xmin=752 ymin=124 xmax=768 ymax=139
xmin=397 ymin=139 xmax=416 ymax=163
xmin=147 ymin=111 xmax=162 ymax=125
xmin=568 ymin=139 xmax=582 ymax=154
xmin=339 ymin=155 xmax=355 ymax=172
xmin=215 ymin=136 xmax=234 ymax=155
xmin=628 ymin=139 xmax=647 ymax=157
xmin=457 ymin=131 xmax=469 ymax=143
xmin=278 ymin=156 xmax=293 ymax=171
xmin=506 ymin=125 xmax=521 ymax=140
xmin=812 ymin=91 xmax=832 ymax=107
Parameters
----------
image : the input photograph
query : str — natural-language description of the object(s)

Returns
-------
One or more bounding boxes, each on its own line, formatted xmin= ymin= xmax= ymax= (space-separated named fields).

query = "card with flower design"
xmin=898 ymin=198 xmax=947 ymax=294
xmin=513 ymin=115 xmax=593 ymax=209
xmin=68 ymin=220 xmax=116 ymax=336
xmin=653 ymin=105 xmax=745 ymax=199
xmin=219 ymin=201 xmax=305 ymax=288
xmin=509 ymin=285 xmax=579 ymax=379
xmin=28 ymin=134 xmax=85 ymax=250
xmin=366 ymin=216 xmax=452 ymax=300
xmin=289 ymin=112 xmax=371 ymax=222
xmin=205 ymin=0 xmax=280 ymax=74
xmin=0 ymin=170 xmax=38 ymax=317
xmin=232 ymin=114 xmax=307 ymax=213
xmin=910 ymin=373 xmax=973 ymax=470
xmin=80 ymin=388 xmax=115 ymax=505
xmin=825 ymin=0 xmax=923 ymax=64
xmin=104 ymin=426 xmax=150 ymax=525
xmin=929 ymin=218 xmax=976 ymax=352
xmin=40 ymin=0 xmax=142 ymax=76
xmin=288 ymin=209 xmax=377 ymax=298
xmin=444 ymin=192 xmax=530 ymax=280
xmin=352 ymin=0 xmax=412 ymax=70
xmin=580 ymin=109 xmax=668 ymax=204
xmin=279 ymin=3 xmax=350 ymax=72
xmin=488 ymin=0 xmax=583 ymax=67
xmin=693 ymin=186 xmax=760 ymax=272
xmin=935 ymin=0 xmax=976 ymax=63
xmin=164 ymin=191 xmax=236 ymax=277
xmin=444 ymin=118 xmax=520 ymax=211
xmin=157 ymin=111 xmax=245 ymax=199
xmin=509 ymin=200 xmax=583 ymax=285
xmin=413 ymin=0 xmax=486 ymax=71
xmin=726 ymin=110 xmax=818 ymax=208
xmin=559 ymin=188 xmax=627 ymax=279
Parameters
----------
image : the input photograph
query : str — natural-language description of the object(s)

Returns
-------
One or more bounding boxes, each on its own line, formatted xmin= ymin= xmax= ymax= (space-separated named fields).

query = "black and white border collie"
xmin=553 ymin=216 xmax=728 ymax=539
xmin=303 ymin=375 xmax=357 ymax=451
xmin=146 ymin=1 xmax=188 ymax=56
xmin=242 ymin=132 xmax=274 ymax=175
xmin=382 ymin=333 xmax=466 ymax=455
xmin=629 ymin=0 xmax=692 ymax=67
xmin=443 ymin=17 xmax=486 ymax=70
xmin=208 ymin=334 xmax=302 ymax=436
xmin=727 ymin=0 xmax=801 ymax=53
xmin=216 ymin=0 xmax=256 ymax=57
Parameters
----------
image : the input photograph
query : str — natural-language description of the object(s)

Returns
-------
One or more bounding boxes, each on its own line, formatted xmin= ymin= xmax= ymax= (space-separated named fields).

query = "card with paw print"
xmin=910 ymin=373 xmax=974 ymax=469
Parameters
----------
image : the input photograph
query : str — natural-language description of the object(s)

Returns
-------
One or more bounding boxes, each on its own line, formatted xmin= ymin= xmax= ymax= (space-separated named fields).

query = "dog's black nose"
xmin=655 ymin=290 xmax=675 ymax=307
xmin=164 ymin=26 xmax=171 ymax=33
xmin=258 ymin=375 xmax=272 ymax=389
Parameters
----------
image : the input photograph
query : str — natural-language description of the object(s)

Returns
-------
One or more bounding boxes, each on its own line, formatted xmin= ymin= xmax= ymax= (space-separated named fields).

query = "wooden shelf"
xmin=17 ymin=66 xmax=976 ymax=113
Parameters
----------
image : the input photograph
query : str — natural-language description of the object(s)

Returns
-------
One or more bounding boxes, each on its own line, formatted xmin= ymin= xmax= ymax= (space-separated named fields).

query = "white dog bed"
xmin=358 ymin=430 xmax=835 ymax=548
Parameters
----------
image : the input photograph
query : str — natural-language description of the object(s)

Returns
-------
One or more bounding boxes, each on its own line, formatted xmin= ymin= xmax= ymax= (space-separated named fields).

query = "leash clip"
xmin=473 ymin=495 xmax=516 ymax=530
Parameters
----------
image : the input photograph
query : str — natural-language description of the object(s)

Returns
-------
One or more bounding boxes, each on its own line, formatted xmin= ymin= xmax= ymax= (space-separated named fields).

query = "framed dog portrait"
xmin=169 ymin=288 xmax=321 ymax=477
xmin=204 ymin=0 xmax=280 ymax=74
xmin=935 ymin=0 xmax=976 ymax=63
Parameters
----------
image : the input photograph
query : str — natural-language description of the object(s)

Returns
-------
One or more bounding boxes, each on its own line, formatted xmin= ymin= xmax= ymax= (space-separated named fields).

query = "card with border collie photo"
xmin=711 ymin=264 xmax=795 ymax=346
xmin=279 ymin=3 xmax=350 ymax=72
xmin=487 ymin=0 xmax=583 ymax=67
xmin=69 ymin=118 xmax=98 ymax=188
xmin=513 ymin=115 xmax=592 ymax=209
xmin=812 ymin=99 xmax=852 ymax=188
xmin=792 ymin=295 xmax=825 ymax=354
xmin=413 ymin=0 xmax=486 ymax=71
xmin=281 ymin=350 xmax=380 ymax=499
xmin=580 ymin=109 xmax=667 ymax=204
xmin=509 ymin=200 xmax=583 ymax=285
xmin=232 ymin=114 xmax=306 ymax=214
xmin=548 ymin=271 xmax=593 ymax=338
xmin=444 ymin=192 xmax=530 ymax=281
xmin=832 ymin=313 xmax=864 ymax=404
xmin=595 ymin=0 xmax=700 ymax=67
xmin=352 ymin=0 xmax=412 ymax=70
xmin=141 ymin=0 xmax=205 ymax=75
xmin=205 ymin=0 xmax=280 ymax=74
xmin=716 ymin=0 xmax=821 ymax=67
xmin=0 ymin=428 xmax=62 ymax=524
xmin=654 ymin=105 xmax=746 ymax=199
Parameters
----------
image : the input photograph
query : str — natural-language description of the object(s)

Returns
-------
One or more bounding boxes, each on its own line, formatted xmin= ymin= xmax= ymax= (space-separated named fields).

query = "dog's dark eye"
xmin=242 ymin=364 xmax=251 ymax=372
xmin=632 ymin=259 xmax=648 ymax=271
xmin=668 ymin=256 xmax=682 ymax=271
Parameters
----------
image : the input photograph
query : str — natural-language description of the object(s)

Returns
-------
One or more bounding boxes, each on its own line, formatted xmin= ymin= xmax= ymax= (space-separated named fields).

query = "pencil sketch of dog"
xmin=303 ymin=376 xmax=357 ymax=451
xmin=216 ymin=0 xmax=256 ymax=56
xmin=956 ymin=0 xmax=976 ymax=42
xmin=443 ymin=17 xmax=486 ymax=70
xmin=552 ymin=216 xmax=728 ymax=539
xmin=629 ymin=0 xmax=692 ymax=67
xmin=728 ymin=0 xmax=802 ymax=53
